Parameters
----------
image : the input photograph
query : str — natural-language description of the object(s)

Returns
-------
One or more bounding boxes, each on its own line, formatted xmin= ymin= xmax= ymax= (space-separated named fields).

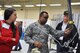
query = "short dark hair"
xmin=64 ymin=11 xmax=68 ymax=16
xmin=39 ymin=11 xmax=48 ymax=17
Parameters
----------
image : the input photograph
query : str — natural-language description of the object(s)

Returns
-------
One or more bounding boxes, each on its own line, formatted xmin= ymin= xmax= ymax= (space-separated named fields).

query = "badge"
xmin=2 ymin=23 xmax=10 ymax=29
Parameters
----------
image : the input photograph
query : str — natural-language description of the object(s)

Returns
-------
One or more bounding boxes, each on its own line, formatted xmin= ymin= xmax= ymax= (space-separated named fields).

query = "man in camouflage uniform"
xmin=24 ymin=11 xmax=71 ymax=53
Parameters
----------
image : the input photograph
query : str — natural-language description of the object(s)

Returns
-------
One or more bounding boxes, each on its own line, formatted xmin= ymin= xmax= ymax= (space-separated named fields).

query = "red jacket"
xmin=0 ymin=20 xmax=20 ymax=53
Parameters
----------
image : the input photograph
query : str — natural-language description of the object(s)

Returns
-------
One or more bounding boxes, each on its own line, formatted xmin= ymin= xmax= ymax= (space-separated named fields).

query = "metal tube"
xmin=67 ymin=0 xmax=73 ymax=21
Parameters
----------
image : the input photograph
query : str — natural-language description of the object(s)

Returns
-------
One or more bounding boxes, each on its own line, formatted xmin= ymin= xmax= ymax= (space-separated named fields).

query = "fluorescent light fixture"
xmin=36 ymin=4 xmax=46 ymax=6
xmin=4 ymin=5 xmax=12 ymax=8
xmin=49 ymin=4 xmax=61 ymax=6
xmin=12 ymin=5 xmax=21 ymax=7
xmin=25 ymin=5 xmax=34 ymax=7
xmin=0 ymin=5 xmax=2 ymax=7
xmin=71 ymin=2 xmax=80 ymax=5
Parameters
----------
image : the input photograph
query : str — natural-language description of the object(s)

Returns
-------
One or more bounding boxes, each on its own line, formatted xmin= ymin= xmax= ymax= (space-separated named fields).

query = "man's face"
xmin=39 ymin=13 xmax=49 ymax=25
xmin=63 ymin=15 xmax=69 ymax=23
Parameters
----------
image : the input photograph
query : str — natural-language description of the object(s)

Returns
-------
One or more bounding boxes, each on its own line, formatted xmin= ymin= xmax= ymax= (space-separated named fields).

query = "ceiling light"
xmin=49 ymin=4 xmax=61 ymax=6
xmin=36 ymin=4 xmax=46 ymax=6
xmin=25 ymin=5 xmax=34 ymax=7
xmin=4 ymin=5 xmax=12 ymax=8
xmin=71 ymin=2 xmax=80 ymax=5
xmin=12 ymin=5 xmax=21 ymax=7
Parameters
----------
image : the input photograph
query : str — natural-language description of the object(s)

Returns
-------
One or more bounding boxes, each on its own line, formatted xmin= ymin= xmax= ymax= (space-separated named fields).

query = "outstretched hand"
xmin=64 ymin=28 xmax=72 ymax=37
xmin=33 ymin=41 xmax=42 ymax=48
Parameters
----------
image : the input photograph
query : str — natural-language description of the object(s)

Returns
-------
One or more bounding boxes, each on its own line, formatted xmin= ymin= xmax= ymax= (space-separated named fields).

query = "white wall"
xmin=0 ymin=6 xmax=80 ymax=20
xmin=15 ymin=6 xmax=80 ymax=20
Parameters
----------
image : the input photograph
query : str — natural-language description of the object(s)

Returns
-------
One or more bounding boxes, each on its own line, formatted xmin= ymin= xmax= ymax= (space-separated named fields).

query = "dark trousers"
xmin=13 ymin=41 xmax=22 ymax=51
xmin=57 ymin=43 xmax=72 ymax=53
xmin=76 ymin=39 xmax=80 ymax=53
xmin=57 ymin=43 xmax=63 ymax=53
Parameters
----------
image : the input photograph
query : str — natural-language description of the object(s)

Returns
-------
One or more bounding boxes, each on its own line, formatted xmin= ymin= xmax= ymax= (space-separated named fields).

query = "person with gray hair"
xmin=56 ymin=11 xmax=79 ymax=53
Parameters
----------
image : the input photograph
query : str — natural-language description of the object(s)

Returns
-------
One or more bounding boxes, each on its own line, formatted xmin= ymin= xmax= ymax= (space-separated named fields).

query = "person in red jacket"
xmin=0 ymin=8 xmax=20 ymax=53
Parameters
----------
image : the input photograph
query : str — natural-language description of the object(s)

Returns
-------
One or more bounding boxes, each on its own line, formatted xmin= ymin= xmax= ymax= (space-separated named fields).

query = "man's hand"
xmin=33 ymin=41 xmax=42 ymax=48
xmin=64 ymin=28 xmax=72 ymax=37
